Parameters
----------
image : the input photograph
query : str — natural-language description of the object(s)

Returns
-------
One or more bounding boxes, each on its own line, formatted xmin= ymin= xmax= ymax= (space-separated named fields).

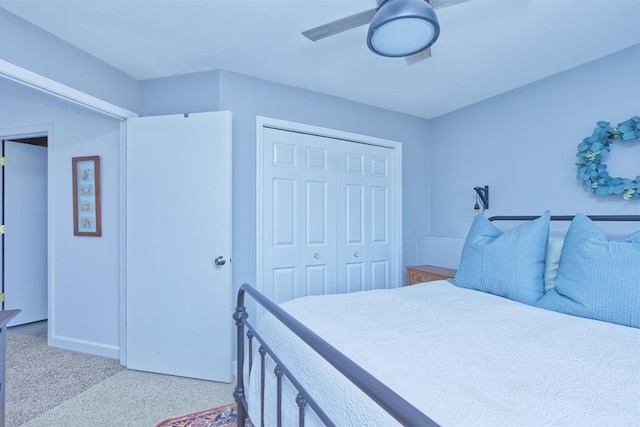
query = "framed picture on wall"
xmin=72 ymin=156 xmax=102 ymax=236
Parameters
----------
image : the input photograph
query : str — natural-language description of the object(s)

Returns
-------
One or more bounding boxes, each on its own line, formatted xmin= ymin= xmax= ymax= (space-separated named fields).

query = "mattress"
xmin=247 ymin=280 xmax=640 ymax=426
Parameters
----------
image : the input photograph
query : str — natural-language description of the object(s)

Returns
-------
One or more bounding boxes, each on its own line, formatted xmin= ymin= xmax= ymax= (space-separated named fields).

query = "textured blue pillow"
xmin=534 ymin=214 xmax=640 ymax=328
xmin=450 ymin=211 xmax=550 ymax=304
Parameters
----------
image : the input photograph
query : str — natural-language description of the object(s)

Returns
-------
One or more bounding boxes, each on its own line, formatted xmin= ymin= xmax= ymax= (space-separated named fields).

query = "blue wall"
xmin=0 ymin=77 xmax=122 ymax=357
xmin=140 ymin=70 xmax=432 ymax=293
xmin=428 ymin=44 xmax=640 ymax=241
xmin=0 ymin=9 xmax=139 ymax=113
xmin=140 ymin=70 xmax=220 ymax=116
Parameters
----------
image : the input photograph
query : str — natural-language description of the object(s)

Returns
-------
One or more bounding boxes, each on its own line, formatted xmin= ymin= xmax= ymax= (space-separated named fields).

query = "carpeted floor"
xmin=6 ymin=331 xmax=124 ymax=427
xmin=6 ymin=331 xmax=236 ymax=427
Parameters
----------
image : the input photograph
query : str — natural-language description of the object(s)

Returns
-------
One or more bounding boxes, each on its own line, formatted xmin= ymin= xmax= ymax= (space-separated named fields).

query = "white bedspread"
xmin=247 ymin=281 xmax=640 ymax=426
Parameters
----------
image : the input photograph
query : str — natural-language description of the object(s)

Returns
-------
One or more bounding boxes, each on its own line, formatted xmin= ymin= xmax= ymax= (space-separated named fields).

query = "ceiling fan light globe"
xmin=370 ymin=18 xmax=435 ymax=56
xmin=367 ymin=0 xmax=440 ymax=57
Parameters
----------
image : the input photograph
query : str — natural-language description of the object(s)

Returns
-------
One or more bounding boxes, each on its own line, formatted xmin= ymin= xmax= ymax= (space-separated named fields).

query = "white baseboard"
xmin=50 ymin=334 xmax=120 ymax=360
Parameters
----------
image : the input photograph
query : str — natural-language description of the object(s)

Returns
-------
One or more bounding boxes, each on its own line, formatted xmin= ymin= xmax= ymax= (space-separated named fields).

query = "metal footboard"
xmin=233 ymin=283 xmax=439 ymax=427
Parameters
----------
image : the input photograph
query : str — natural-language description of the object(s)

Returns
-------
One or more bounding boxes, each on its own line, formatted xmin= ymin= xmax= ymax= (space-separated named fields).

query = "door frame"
xmin=119 ymin=121 xmax=128 ymax=364
xmin=0 ymin=124 xmax=52 ymax=337
xmin=256 ymin=116 xmax=403 ymax=295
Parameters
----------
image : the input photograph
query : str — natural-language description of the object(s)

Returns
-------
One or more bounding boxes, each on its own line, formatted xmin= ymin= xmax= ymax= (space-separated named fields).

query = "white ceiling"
xmin=1 ymin=0 xmax=639 ymax=119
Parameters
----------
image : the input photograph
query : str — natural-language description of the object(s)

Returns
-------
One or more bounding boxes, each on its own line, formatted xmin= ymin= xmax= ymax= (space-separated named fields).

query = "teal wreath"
xmin=576 ymin=117 xmax=640 ymax=200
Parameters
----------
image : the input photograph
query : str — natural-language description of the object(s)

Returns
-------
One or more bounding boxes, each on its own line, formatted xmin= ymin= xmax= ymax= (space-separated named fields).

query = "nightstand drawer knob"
xmin=353 ymin=251 xmax=359 ymax=258
xmin=416 ymin=276 xmax=422 ymax=281
xmin=313 ymin=253 xmax=320 ymax=259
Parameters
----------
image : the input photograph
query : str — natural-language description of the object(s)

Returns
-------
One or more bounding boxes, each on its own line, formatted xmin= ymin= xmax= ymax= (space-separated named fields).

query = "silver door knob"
xmin=214 ymin=256 xmax=226 ymax=266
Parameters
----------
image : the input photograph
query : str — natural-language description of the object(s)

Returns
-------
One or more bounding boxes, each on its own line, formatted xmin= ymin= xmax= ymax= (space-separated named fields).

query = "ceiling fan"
xmin=302 ymin=0 xmax=473 ymax=64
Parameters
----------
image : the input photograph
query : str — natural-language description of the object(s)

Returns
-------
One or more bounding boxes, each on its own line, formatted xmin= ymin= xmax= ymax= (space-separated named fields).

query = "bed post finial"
xmin=233 ymin=288 xmax=248 ymax=426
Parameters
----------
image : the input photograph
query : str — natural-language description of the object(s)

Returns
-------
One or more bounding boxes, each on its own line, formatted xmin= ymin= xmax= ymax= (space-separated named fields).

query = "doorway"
xmin=1 ymin=136 xmax=48 ymax=327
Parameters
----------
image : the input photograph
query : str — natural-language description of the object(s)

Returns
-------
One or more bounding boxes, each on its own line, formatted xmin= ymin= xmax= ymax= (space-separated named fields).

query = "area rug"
xmin=155 ymin=403 xmax=243 ymax=427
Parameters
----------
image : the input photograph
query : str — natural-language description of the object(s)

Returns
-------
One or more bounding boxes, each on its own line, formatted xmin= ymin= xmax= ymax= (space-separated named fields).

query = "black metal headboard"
xmin=489 ymin=215 xmax=640 ymax=222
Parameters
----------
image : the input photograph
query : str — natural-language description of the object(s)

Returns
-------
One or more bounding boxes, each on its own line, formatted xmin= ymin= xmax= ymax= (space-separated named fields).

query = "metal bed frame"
xmin=233 ymin=283 xmax=438 ymax=427
xmin=488 ymin=215 xmax=640 ymax=222
xmin=233 ymin=214 xmax=640 ymax=426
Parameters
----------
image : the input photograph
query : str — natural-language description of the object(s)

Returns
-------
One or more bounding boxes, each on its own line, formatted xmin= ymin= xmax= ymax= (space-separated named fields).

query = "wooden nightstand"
xmin=406 ymin=265 xmax=457 ymax=285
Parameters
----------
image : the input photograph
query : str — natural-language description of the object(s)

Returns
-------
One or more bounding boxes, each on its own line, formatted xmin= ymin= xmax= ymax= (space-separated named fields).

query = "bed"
xmin=233 ymin=213 xmax=640 ymax=426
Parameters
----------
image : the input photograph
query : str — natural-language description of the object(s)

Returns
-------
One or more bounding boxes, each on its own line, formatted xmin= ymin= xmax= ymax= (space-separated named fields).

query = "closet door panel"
xmin=263 ymin=128 xmax=336 ymax=303
xmin=273 ymin=178 xmax=296 ymax=246
xmin=306 ymin=265 xmax=328 ymax=296
xmin=345 ymin=184 xmax=365 ymax=244
xmin=272 ymin=267 xmax=296 ymax=304
xmin=305 ymin=180 xmax=327 ymax=245
xmin=264 ymin=135 xmax=301 ymax=302
xmin=301 ymin=137 xmax=336 ymax=297
xmin=337 ymin=141 xmax=395 ymax=291
xmin=371 ymin=185 xmax=389 ymax=243
xmin=371 ymin=260 xmax=389 ymax=290
xmin=344 ymin=262 xmax=364 ymax=293
xmin=367 ymin=150 xmax=394 ymax=289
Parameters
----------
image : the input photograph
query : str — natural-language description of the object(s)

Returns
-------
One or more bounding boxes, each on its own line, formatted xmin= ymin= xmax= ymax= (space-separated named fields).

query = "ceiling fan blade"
xmin=429 ymin=0 xmax=474 ymax=10
xmin=405 ymin=47 xmax=432 ymax=65
xmin=302 ymin=8 xmax=377 ymax=41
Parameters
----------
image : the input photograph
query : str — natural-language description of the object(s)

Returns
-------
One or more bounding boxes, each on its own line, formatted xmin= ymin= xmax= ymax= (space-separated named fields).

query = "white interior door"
xmin=2 ymin=140 xmax=48 ymax=326
xmin=262 ymin=128 xmax=337 ymax=303
xmin=126 ymin=111 xmax=232 ymax=382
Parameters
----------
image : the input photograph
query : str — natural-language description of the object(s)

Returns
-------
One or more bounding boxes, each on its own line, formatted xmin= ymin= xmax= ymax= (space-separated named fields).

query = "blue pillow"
xmin=450 ymin=211 xmax=550 ymax=304
xmin=535 ymin=214 xmax=640 ymax=328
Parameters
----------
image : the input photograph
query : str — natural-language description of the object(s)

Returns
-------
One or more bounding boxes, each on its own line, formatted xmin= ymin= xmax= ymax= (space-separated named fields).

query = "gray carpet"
xmin=6 ymin=331 xmax=236 ymax=427
xmin=20 ymin=369 xmax=236 ymax=427
xmin=6 ymin=332 xmax=124 ymax=427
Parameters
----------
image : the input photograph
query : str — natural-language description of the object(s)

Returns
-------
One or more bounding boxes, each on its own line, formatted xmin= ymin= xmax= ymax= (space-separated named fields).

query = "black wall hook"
xmin=474 ymin=186 xmax=489 ymax=210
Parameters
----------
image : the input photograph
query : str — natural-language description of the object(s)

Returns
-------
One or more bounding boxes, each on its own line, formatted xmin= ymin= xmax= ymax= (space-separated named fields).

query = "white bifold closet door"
xmin=262 ymin=128 xmax=395 ymax=304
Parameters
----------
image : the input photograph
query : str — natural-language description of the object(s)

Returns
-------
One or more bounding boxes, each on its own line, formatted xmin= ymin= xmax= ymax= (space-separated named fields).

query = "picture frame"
xmin=72 ymin=156 xmax=102 ymax=236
